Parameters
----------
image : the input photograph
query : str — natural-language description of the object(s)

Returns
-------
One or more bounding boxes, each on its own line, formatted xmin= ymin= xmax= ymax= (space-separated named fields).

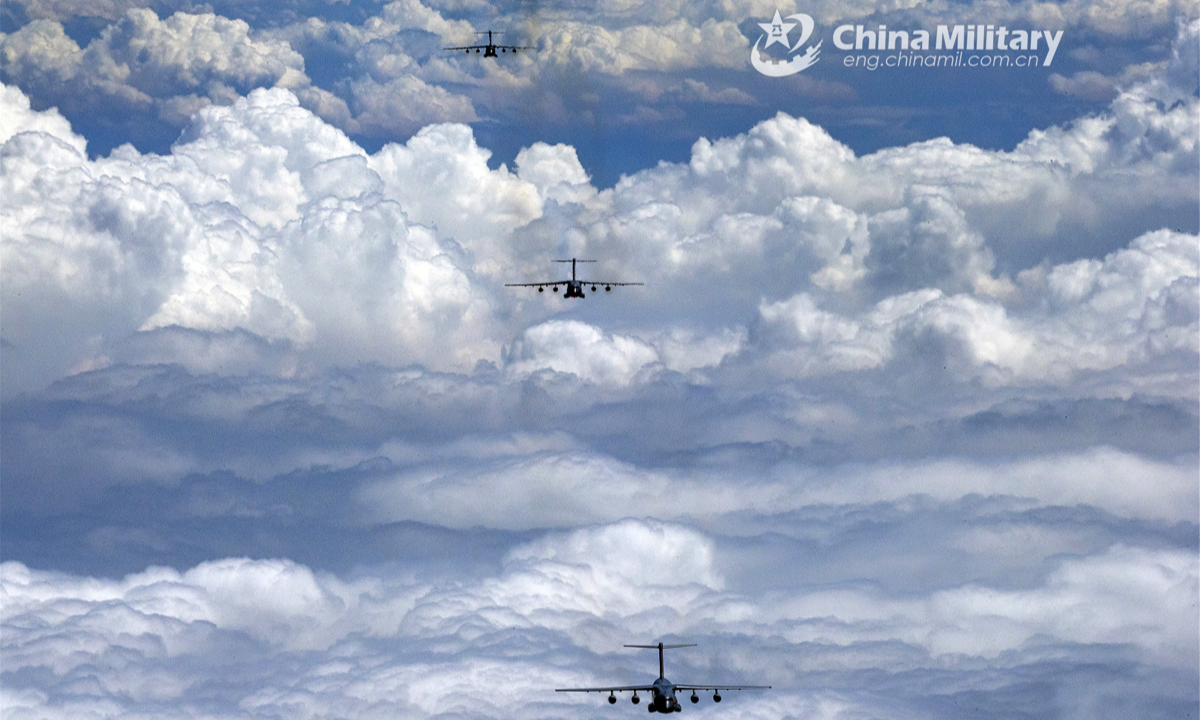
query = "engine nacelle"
xmin=713 ymin=693 xmax=722 ymax=703
xmin=690 ymin=693 xmax=699 ymax=703
xmin=605 ymin=286 xmax=612 ymax=291
xmin=632 ymin=694 xmax=640 ymax=705
xmin=608 ymin=694 xmax=617 ymax=704
xmin=537 ymin=287 xmax=543 ymax=292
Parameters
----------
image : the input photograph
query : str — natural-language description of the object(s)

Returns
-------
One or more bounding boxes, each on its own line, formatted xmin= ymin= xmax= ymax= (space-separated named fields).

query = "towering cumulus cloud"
xmin=0 ymin=84 xmax=516 ymax=388
xmin=1 ymin=10 xmax=1197 ymax=720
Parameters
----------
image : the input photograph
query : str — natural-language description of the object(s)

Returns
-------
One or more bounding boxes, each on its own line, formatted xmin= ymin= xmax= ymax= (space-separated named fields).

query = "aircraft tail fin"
xmin=625 ymin=643 xmax=696 ymax=680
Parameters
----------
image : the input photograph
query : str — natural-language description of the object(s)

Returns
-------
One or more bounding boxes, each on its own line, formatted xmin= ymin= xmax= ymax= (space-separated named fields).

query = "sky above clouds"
xmin=1 ymin=0 xmax=1198 ymax=719
xmin=3 ymin=0 xmax=1195 ymax=183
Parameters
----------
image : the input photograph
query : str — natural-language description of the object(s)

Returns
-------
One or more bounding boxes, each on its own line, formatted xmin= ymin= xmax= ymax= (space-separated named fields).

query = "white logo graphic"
xmin=752 ymin=10 xmax=821 ymax=76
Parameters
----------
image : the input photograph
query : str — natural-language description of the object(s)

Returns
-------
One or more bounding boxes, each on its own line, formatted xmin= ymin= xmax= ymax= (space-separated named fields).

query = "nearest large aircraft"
xmin=506 ymin=259 xmax=642 ymax=298
xmin=556 ymin=642 xmax=770 ymax=713
xmin=445 ymin=30 xmax=530 ymax=57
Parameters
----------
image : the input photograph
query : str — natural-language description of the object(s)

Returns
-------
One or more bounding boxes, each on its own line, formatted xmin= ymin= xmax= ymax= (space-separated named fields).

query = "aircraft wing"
xmin=670 ymin=684 xmax=772 ymax=691
xmin=504 ymin=281 xmax=569 ymax=287
xmin=555 ymin=685 xmax=656 ymax=693
xmin=585 ymin=281 xmax=644 ymax=286
xmin=443 ymin=44 xmax=531 ymax=50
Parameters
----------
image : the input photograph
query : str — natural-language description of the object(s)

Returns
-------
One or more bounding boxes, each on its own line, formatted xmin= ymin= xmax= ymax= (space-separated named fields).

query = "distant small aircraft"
xmin=506 ymin=259 xmax=642 ymax=298
xmin=445 ymin=30 xmax=530 ymax=57
xmin=556 ymin=642 xmax=770 ymax=713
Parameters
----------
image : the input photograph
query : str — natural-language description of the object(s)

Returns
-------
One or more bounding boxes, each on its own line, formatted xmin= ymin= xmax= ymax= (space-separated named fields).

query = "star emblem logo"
xmin=757 ymin=10 xmax=797 ymax=49
xmin=750 ymin=10 xmax=821 ymax=77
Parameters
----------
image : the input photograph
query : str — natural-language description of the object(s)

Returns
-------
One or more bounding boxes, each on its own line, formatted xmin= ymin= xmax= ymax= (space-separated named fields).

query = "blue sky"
xmin=1 ymin=1 xmax=1197 ymax=718
xmin=2 ymin=0 xmax=1189 ymax=185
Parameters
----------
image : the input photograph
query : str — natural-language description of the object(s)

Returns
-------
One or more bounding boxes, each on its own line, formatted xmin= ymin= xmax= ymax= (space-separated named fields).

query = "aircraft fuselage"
xmin=648 ymin=678 xmax=682 ymax=713
xmin=563 ymin=281 xmax=585 ymax=298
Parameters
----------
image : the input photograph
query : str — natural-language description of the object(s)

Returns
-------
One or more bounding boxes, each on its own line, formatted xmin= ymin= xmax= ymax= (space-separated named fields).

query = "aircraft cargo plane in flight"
xmin=506 ymin=258 xmax=642 ymax=298
xmin=556 ymin=642 xmax=770 ymax=713
xmin=445 ymin=30 xmax=530 ymax=57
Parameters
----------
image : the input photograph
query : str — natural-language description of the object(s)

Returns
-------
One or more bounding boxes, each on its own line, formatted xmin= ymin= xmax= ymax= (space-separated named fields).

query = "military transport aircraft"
xmin=506 ymin=259 xmax=642 ymax=298
xmin=556 ymin=642 xmax=770 ymax=713
xmin=445 ymin=30 xmax=530 ymax=57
